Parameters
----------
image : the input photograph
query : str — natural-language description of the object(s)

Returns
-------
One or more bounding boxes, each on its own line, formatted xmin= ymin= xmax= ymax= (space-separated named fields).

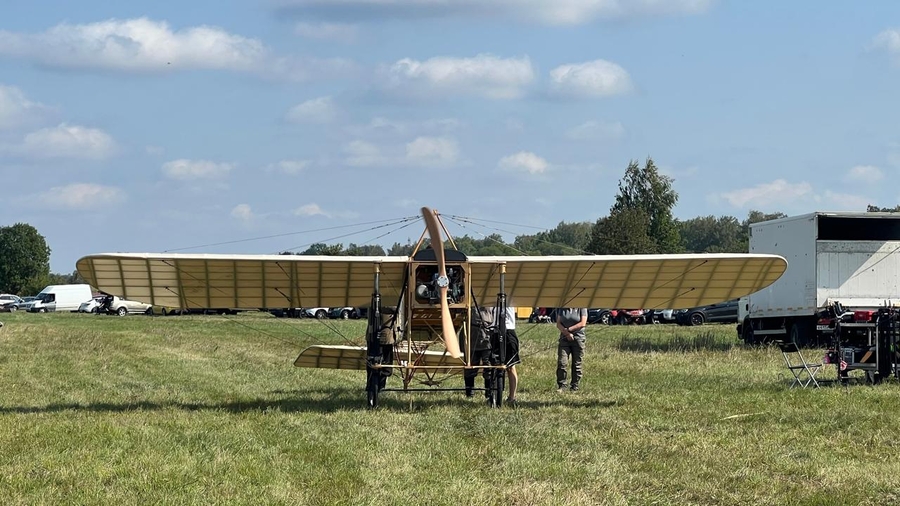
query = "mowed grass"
xmin=0 ymin=313 xmax=898 ymax=505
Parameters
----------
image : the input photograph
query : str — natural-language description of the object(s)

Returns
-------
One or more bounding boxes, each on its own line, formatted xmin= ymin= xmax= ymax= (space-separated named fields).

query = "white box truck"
xmin=24 ymin=284 xmax=93 ymax=313
xmin=737 ymin=212 xmax=900 ymax=346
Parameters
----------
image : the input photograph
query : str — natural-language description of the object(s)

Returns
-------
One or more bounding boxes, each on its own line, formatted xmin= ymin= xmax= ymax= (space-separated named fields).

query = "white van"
xmin=25 ymin=284 xmax=93 ymax=313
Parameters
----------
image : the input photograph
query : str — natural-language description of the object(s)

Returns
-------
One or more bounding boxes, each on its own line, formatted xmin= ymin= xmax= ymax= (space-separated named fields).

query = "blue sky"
xmin=3 ymin=0 xmax=900 ymax=272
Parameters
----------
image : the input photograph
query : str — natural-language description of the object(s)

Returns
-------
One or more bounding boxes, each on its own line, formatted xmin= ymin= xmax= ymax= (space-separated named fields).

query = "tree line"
xmin=3 ymin=157 xmax=894 ymax=294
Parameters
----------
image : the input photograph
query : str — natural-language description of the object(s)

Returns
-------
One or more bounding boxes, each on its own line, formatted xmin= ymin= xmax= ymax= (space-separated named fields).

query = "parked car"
xmin=303 ymin=307 xmax=330 ymax=319
xmin=675 ymin=299 xmax=739 ymax=326
xmin=99 ymin=295 xmax=153 ymax=316
xmin=614 ymin=309 xmax=650 ymax=325
xmin=0 ymin=294 xmax=23 ymax=312
xmin=328 ymin=307 xmax=368 ymax=319
xmin=78 ymin=295 xmax=106 ymax=313
xmin=270 ymin=307 xmax=305 ymax=318
xmin=587 ymin=308 xmax=614 ymax=325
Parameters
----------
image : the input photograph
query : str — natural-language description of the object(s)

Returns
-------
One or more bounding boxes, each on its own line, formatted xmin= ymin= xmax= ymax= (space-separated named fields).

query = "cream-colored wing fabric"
xmin=468 ymin=253 xmax=786 ymax=309
xmin=76 ymin=253 xmax=409 ymax=309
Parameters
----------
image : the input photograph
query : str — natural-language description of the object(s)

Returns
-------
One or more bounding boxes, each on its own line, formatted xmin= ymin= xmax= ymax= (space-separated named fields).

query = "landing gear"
xmin=486 ymin=369 xmax=505 ymax=409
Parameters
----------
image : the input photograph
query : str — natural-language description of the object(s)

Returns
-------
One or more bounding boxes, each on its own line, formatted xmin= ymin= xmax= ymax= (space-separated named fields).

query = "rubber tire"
xmin=741 ymin=318 xmax=757 ymax=345
xmin=689 ymin=312 xmax=705 ymax=326
xmin=38 ymin=308 xmax=46 ymax=313
xmin=600 ymin=311 xmax=611 ymax=325
xmin=116 ymin=307 xmax=127 ymax=317
xmin=315 ymin=309 xmax=327 ymax=319
xmin=340 ymin=309 xmax=350 ymax=319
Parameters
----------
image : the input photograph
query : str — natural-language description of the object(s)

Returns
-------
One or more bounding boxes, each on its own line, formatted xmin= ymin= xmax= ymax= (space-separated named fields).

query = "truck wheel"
xmin=741 ymin=318 xmax=757 ymax=345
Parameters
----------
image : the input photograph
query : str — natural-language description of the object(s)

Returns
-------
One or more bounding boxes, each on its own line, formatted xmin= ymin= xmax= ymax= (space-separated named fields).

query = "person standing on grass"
xmin=496 ymin=304 xmax=521 ymax=404
xmin=556 ymin=307 xmax=588 ymax=391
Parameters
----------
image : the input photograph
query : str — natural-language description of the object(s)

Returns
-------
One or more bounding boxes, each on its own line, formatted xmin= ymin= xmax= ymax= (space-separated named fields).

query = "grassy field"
xmin=0 ymin=312 xmax=898 ymax=505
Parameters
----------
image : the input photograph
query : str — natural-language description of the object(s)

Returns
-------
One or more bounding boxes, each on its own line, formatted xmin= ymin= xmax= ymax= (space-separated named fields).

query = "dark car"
xmin=327 ymin=307 xmax=368 ymax=319
xmin=675 ymin=299 xmax=739 ymax=326
xmin=587 ymin=308 xmax=614 ymax=325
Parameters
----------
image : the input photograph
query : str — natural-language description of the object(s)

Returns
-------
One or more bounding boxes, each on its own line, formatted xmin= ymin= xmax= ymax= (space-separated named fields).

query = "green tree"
xmin=867 ymin=205 xmax=900 ymax=212
xmin=607 ymin=158 xmax=681 ymax=253
xmin=345 ymin=243 xmax=386 ymax=256
xmin=514 ymin=221 xmax=592 ymax=255
xmin=587 ymin=209 xmax=657 ymax=255
xmin=300 ymin=243 xmax=344 ymax=255
xmin=679 ymin=215 xmax=745 ymax=253
xmin=0 ymin=223 xmax=51 ymax=294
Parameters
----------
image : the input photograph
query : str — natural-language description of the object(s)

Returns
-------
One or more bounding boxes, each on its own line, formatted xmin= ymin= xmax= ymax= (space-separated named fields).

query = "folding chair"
xmin=776 ymin=341 xmax=822 ymax=388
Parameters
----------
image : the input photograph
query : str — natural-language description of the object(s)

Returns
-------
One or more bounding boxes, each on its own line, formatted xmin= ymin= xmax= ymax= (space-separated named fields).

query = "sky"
xmin=3 ymin=1 xmax=900 ymax=272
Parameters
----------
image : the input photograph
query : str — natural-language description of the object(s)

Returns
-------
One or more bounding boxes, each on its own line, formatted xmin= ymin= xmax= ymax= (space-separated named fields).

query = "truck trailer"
xmin=737 ymin=212 xmax=900 ymax=347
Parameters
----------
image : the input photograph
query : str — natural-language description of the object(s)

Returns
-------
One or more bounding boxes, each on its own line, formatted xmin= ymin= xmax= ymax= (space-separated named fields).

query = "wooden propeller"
xmin=421 ymin=207 xmax=463 ymax=359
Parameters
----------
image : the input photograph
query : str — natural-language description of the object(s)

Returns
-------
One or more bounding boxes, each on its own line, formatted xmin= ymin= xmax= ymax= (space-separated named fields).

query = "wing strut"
xmin=421 ymin=207 xmax=463 ymax=359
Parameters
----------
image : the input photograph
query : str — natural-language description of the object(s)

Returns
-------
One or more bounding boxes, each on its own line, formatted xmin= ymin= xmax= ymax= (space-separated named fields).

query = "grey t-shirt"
xmin=557 ymin=308 xmax=588 ymax=340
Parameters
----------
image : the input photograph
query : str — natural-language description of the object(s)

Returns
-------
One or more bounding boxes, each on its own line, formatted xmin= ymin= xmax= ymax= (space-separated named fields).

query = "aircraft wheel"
xmin=487 ymin=371 xmax=505 ymax=409
xmin=365 ymin=369 xmax=380 ymax=409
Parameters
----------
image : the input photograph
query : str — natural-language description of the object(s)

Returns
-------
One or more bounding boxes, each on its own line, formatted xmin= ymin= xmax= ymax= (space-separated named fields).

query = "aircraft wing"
xmin=76 ymin=253 xmax=410 ymax=309
xmin=467 ymin=253 xmax=787 ymax=309
xmin=76 ymin=252 xmax=786 ymax=310
xmin=294 ymin=345 xmax=465 ymax=371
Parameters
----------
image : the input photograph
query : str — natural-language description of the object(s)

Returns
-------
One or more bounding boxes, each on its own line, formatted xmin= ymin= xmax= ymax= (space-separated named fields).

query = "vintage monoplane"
xmin=76 ymin=207 xmax=787 ymax=408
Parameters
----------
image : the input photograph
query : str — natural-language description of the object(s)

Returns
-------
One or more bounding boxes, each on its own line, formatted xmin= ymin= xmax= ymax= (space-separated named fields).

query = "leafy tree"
xmin=514 ymin=221 xmax=592 ymax=255
xmin=587 ymin=209 xmax=656 ymax=255
xmin=0 ymin=223 xmax=51 ymax=294
xmin=607 ymin=158 xmax=681 ymax=253
xmin=345 ymin=243 xmax=386 ymax=256
xmin=387 ymin=241 xmax=415 ymax=256
xmin=679 ymin=215 xmax=745 ymax=253
xmin=300 ymin=243 xmax=345 ymax=255
xmin=867 ymin=205 xmax=900 ymax=212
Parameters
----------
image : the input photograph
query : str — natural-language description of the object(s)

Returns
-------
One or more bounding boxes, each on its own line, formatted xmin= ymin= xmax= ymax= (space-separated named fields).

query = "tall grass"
xmin=0 ymin=312 xmax=897 ymax=505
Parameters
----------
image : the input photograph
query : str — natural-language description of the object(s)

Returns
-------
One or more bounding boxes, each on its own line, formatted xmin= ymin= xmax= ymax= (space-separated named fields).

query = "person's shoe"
xmin=505 ymin=398 xmax=517 ymax=407
xmin=556 ymin=384 xmax=567 ymax=392
xmin=570 ymin=384 xmax=579 ymax=392
xmin=465 ymin=388 xmax=474 ymax=398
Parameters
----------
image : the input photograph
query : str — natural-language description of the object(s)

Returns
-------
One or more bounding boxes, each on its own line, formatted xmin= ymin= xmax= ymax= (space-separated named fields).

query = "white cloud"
xmin=383 ymin=54 xmax=534 ymax=99
xmin=565 ymin=120 xmax=625 ymax=141
xmin=293 ymin=203 xmax=329 ymax=217
xmin=846 ymin=165 xmax=884 ymax=182
xmin=266 ymin=160 xmax=310 ymax=175
xmin=276 ymin=0 xmax=713 ymax=25
xmin=821 ymin=190 xmax=870 ymax=211
xmin=162 ymin=159 xmax=234 ymax=180
xmin=0 ymin=18 xmax=354 ymax=81
xmin=0 ymin=84 xmax=52 ymax=130
xmin=294 ymin=22 xmax=358 ymax=43
xmin=405 ymin=137 xmax=459 ymax=167
xmin=716 ymin=179 xmax=814 ymax=208
xmin=37 ymin=183 xmax=125 ymax=209
xmin=344 ymin=140 xmax=389 ymax=167
xmin=0 ymin=18 xmax=264 ymax=72
xmin=231 ymin=204 xmax=254 ymax=222
xmin=871 ymin=29 xmax=900 ymax=58
xmin=344 ymin=137 xmax=460 ymax=168
xmin=285 ymin=96 xmax=336 ymax=123
xmin=18 ymin=123 xmax=116 ymax=159
xmin=549 ymin=59 xmax=633 ymax=98
xmin=345 ymin=117 xmax=462 ymax=138
xmin=498 ymin=151 xmax=549 ymax=175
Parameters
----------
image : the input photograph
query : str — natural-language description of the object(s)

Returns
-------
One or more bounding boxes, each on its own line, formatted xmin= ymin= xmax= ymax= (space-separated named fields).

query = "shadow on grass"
xmin=616 ymin=329 xmax=735 ymax=353
xmin=0 ymin=388 xmax=621 ymax=414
